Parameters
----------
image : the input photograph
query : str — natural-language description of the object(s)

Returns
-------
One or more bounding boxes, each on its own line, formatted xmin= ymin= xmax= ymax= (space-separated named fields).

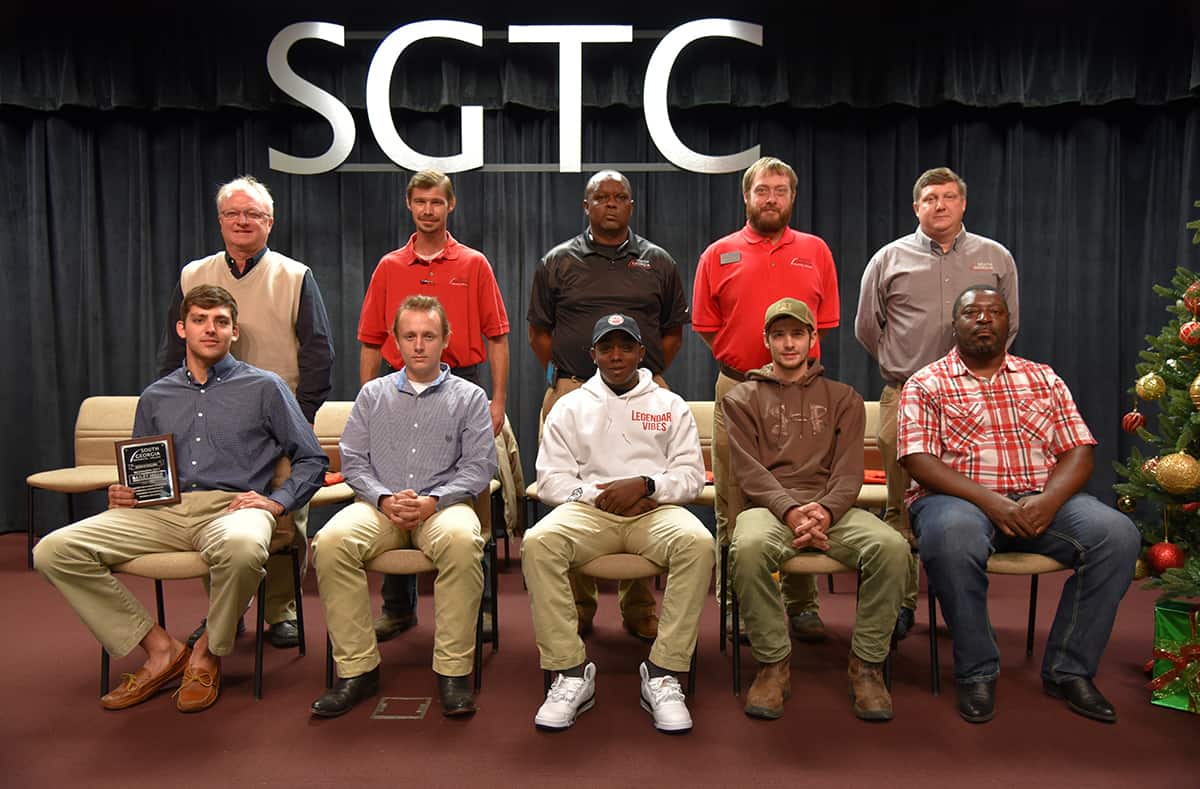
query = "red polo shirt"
xmin=357 ymin=232 xmax=509 ymax=369
xmin=692 ymin=224 xmax=839 ymax=371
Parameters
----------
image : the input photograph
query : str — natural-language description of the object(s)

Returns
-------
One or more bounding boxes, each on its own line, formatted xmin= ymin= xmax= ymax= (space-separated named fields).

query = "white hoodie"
xmin=537 ymin=369 xmax=706 ymax=506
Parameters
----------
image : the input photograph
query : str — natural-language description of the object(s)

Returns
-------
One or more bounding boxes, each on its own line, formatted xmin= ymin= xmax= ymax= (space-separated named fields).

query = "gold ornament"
xmin=1156 ymin=452 xmax=1200 ymax=494
xmin=1137 ymin=372 xmax=1166 ymax=400
xmin=1190 ymin=373 xmax=1200 ymax=407
xmin=1117 ymin=494 xmax=1138 ymax=512
xmin=1134 ymin=557 xmax=1149 ymax=580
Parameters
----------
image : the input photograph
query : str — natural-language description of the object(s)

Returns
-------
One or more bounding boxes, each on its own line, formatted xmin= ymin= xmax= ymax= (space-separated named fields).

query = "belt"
xmin=454 ymin=363 xmax=481 ymax=378
xmin=718 ymin=363 xmax=747 ymax=382
xmin=552 ymin=371 xmax=587 ymax=386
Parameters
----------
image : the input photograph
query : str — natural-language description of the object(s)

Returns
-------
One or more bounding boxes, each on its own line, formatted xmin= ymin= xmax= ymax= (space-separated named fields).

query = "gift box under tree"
xmin=1148 ymin=599 xmax=1200 ymax=714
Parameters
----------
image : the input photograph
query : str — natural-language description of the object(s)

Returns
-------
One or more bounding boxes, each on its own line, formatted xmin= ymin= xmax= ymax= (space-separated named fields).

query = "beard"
xmin=747 ymin=201 xmax=793 ymax=235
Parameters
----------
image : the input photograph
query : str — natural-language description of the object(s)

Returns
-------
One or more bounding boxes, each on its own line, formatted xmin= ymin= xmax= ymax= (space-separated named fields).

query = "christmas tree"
xmin=1112 ymin=201 xmax=1200 ymax=599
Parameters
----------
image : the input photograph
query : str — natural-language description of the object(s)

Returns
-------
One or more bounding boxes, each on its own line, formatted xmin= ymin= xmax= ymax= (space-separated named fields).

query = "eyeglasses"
xmin=219 ymin=209 xmax=271 ymax=222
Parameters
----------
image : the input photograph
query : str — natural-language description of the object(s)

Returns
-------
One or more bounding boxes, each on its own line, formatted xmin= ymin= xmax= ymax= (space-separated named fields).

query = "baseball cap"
xmin=591 ymin=313 xmax=643 ymax=345
xmin=763 ymin=297 xmax=816 ymax=332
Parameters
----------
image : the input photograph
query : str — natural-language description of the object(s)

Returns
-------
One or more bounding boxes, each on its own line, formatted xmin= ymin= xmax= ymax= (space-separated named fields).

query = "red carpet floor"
xmin=0 ymin=532 xmax=1195 ymax=788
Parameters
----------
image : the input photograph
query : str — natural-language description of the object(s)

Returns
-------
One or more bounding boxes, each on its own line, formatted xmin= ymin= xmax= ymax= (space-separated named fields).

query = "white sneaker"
xmin=639 ymin=662 xmax=692 ymax=734
xmin=534 ymin=662 xmax=596 ymax=731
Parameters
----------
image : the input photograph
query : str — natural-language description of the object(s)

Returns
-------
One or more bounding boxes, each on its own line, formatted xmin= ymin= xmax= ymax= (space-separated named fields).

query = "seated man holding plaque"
xmin=34 ymin=285 xmax=327 ymax=713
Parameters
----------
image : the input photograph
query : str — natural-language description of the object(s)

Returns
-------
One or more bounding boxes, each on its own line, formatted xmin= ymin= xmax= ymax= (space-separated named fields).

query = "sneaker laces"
xmin=547 ymin=673 xmax=587 ymax=704
xmin=645 ymin=675 xmax=685 ymax=705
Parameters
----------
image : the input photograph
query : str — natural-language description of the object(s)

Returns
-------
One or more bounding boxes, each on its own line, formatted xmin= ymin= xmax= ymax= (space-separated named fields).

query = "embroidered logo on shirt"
xmin=628 ymin=258 xmax=651 ymax=270
xmin=790 ymin=258 xmax=813 ymax=268
xmin=630 ymin=409 xmax=673 ymax=432
xmin=971 ymin=259 xmax=995 ymax=272
xmin=719 ymin=251 xmax=741 ymax=265
xmin=450 ymin=277 xmax=470 ymax=286
xmin=567 ymin=486 xmax=583 ymax=502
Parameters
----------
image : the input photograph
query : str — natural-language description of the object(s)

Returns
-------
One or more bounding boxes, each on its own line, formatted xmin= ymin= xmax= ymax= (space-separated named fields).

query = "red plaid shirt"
xmin=897 ymin=348 xmax=1096 ymax=504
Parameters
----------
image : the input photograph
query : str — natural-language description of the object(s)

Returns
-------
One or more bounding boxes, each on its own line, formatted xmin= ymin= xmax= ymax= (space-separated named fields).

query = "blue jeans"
xmin=909 ymin=492 xmax=1139 ymax=684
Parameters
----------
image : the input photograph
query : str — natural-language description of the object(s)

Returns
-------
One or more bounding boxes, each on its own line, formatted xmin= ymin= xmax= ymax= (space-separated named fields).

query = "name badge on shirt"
xmin=719 ymin=251 xmax=741 ymax=265
xmin=971 ymin=259 xmax=995 ymax=272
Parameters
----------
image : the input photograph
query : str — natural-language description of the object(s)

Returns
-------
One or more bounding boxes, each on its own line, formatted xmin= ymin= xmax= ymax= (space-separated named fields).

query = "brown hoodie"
xmin=722 ymin=360 xmax=865 ymax=525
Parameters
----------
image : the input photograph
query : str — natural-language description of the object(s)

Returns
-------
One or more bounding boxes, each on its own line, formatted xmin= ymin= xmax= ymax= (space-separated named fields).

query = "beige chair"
xmin=564 ymin=553 xmax=699 ymax=694
xmin=26 ymin=396 xmax=139 ymax=568
xmin=309 ymin=401 xmax=355 ymax=510
xmin=722 ymin=544 xmax=872 ymax=694
xmin=926 ymin=552 xmax=1069 ymax=694
xmin=97 ymin=457 xmax=306 ymax=700
xmin=857 ymin=401 xmax=888 ymax=512
xmin=101 ymin=545 xmax=304 ymax=700
xmin=322 ymin=488 xmax=498 ymax=692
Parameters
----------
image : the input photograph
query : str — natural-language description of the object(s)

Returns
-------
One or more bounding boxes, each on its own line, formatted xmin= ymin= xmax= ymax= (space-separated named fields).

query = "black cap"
xmin=591 ymin=313 xmax=643 ymax=345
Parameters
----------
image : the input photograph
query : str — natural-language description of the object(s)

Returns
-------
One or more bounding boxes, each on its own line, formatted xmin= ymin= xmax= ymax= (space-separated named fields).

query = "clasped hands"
xmin=985 ymin=492 xmax=1055 ymax=539
xmin=595 ymin=477 xmax=658 ymax=517
xmin=379 ymin=489 xmax=437 ymax=529
xmin=785 ymin=502 xmax=832 ymax=550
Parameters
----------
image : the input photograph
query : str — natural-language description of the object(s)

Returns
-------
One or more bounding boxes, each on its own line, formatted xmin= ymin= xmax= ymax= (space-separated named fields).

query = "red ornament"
xmin=1185 ymin=281 xmax=1200 ymax=314
xmin=1183 ymin=502 xmax=1200 ymax=513
xmin=1122 ymin=410 xmax=1145 ymax=433
xmin=1146 ymin=542 xmax=1187 ymax=575
xmin=1180 ymin=320 xmax=1200 ymax=347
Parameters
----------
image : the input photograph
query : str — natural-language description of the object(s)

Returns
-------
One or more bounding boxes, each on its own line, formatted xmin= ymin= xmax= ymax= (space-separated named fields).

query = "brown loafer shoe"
xmin=175 ymin=664 xmax=221 ymax=713
xmin=100 ymin=645 xmax=191 ymax=711
xmin=623 ymin=613 xmax=659 ymax=642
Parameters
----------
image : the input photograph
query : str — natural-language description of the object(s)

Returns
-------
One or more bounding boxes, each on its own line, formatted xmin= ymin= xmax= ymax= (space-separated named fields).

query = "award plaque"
xmin=115 ymin=434 xmax=181 ymax=507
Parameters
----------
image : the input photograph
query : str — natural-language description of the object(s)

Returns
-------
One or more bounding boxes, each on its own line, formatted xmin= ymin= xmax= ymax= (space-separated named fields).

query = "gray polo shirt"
xmin=855 ymin=225 xmax=1019 ymax=386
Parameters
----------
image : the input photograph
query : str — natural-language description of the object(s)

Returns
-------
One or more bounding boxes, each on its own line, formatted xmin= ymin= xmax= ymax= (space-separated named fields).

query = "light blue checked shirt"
xmin=340 ymin=364 xmax=497 ymax=510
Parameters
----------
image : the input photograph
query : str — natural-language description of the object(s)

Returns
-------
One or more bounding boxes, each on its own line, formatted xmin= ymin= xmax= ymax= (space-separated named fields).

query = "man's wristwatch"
xmin=641 ymin=475 xmax=656 ymax=497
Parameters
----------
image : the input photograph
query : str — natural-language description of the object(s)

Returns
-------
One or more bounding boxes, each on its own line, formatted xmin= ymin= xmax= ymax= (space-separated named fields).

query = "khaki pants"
xmin=313 ymin=501 xmax=483 ymax=678
xmin=712 ymin=371 xmax=819 ymax=612
xmin=878 ymin=384 xmax=919 ymax=610
xmin=522 ymin=502 xmax=714 ymax=672
xmin=730 ymin=506 xmax=908 ymax=664
xmin=541 ymin=376 xmax=663 ymax=624
xmin=33 ymin=491 xmax=273 ymax=658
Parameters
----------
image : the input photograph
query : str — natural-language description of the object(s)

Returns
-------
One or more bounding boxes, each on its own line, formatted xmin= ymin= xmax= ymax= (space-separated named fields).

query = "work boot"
xmin=744 ymin=657 xmax=791 ymax=720
xmin=848 ymin=653 xmax=893 ymax=721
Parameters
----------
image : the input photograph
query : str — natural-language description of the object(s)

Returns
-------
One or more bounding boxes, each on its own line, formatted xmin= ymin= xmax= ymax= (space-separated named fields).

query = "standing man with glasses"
xmin=528 ymin=170 xmax=691 ymax=643
xmin=158 ymin=175 xmax=334 ymax=652
xmin=357 ymin=169 xmax=510 ymax=643
xmin=692 ymin=157 xmax=840 ymax=642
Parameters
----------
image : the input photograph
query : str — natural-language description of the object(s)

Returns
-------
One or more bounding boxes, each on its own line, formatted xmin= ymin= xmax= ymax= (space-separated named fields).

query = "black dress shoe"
xmin=1043 ymin=676 xmax=1117 ymax=723
xmin=437 ymin=673 xmax=477 ymax=717
xmin=311 ymin=667 xmax=380 ymax=718
xmin=894 ymin=607 xmax=916 ymax=641
xmin=186 ymin=616 xmax=246 ymax=648
xmin=957 ymin=678 xmax=996 ymax=723
xmin=269 ymin=620 xmax=300 ymax=649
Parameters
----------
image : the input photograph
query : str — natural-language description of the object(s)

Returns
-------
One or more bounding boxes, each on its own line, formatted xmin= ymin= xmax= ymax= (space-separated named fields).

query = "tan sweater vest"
xmin=180 ymin=250 xmax=306 ymax=393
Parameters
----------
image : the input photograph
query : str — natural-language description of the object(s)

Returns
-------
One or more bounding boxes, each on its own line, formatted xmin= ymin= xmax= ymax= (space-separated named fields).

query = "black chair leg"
xmin=325 ymin=635 xmax=334 ymax=689
xmin=474 ymin=584 xmax=484 ymax=693
xmin=1026 ymin=575 xmax=1039 ymax=657
xmin=254 ymin=577 xmax=266 ymax=700
xmin=290 ymin=546 xmax=307 ymax=657
xmin=719 ymin=544 xmax=729 ymax=654
xmin=731 ymin=591 xmax=742 ymax=695
xmin=100 ymin=648 xmax=110 ymax=696
xmin=927 ymin=583 xmax=940 ymax=695
xmin=826 ymin=573 xmax=835 ymax=593
xmin=154 ymin=580 xmax=166 ymax=628
xmin=687 ymin=645 xmax=698 ymax=696
xmin=488 ymin=539 xmax=500 ymax=651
